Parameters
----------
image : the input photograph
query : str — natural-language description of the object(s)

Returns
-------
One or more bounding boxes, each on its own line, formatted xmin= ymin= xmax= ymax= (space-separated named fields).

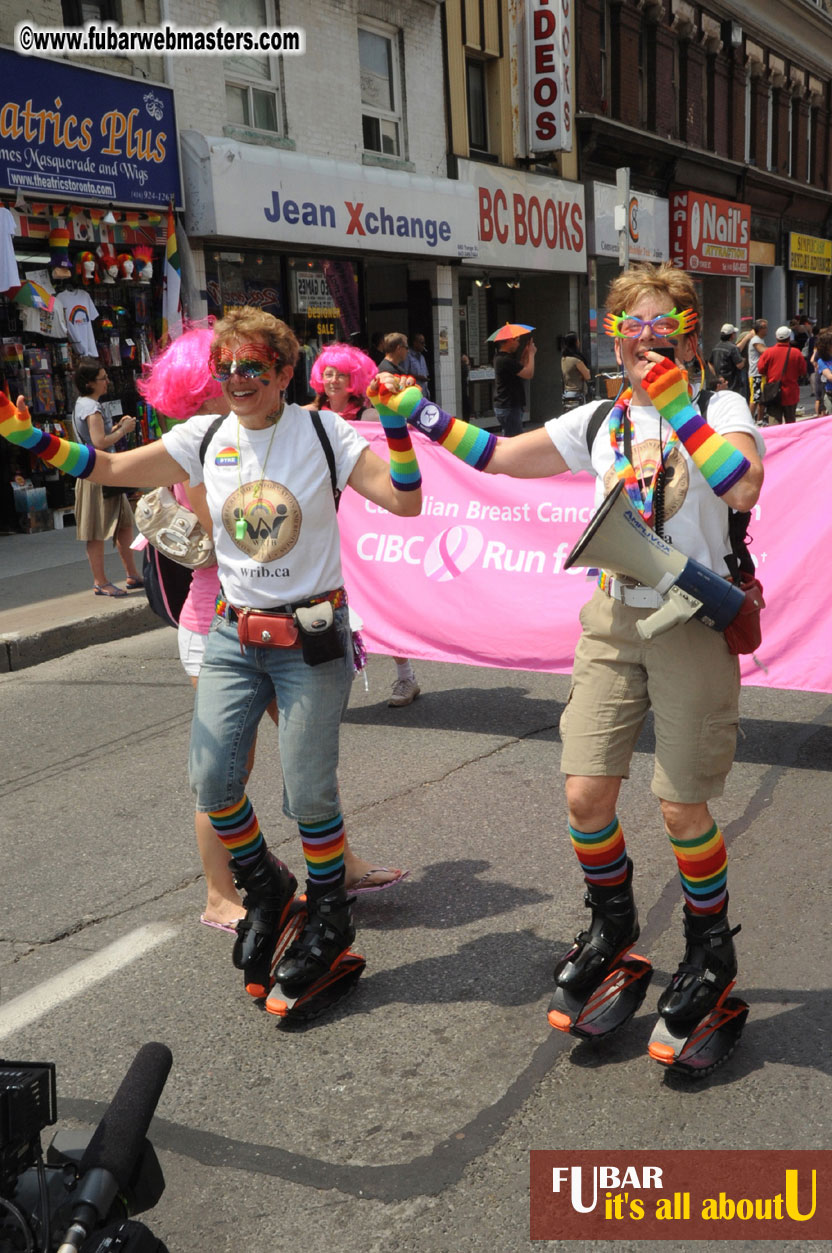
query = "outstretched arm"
xmin=367 ymin=374 xmax=568 ymax=479
xmin=0 ymin=393 xmax=187 ymax=489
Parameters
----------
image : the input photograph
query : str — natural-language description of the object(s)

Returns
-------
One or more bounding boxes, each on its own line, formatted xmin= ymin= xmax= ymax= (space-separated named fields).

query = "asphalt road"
xmin=1 ymin=630 xmax=831 ymax=1251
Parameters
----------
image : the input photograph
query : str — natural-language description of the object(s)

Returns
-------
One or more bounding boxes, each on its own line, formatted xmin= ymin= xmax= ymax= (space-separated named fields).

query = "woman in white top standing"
xmin=2 ymin=309 xmax=423 ymax=1018
xmin=72 ymin=357 xmax=143 ymax=596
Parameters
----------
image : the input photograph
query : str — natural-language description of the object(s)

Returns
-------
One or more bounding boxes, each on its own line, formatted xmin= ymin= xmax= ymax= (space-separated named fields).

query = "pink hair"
xmin=137 ymin=326 xmax=222 ymax=422
xmin=310 ymin=343 xmax=377 ymax=398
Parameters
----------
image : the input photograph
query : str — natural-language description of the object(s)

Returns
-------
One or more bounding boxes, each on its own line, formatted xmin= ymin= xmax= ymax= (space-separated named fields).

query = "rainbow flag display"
xmin=161 ymin=201 xmax=182 ymax=341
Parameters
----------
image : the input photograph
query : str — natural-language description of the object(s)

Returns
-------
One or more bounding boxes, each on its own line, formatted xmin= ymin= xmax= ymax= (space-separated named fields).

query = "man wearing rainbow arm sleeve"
xmin=370 ymin=262 xmax=764 ymax=1072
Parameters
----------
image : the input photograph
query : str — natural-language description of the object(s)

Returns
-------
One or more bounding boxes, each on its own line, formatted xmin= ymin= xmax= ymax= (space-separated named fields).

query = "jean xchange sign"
xmin=263 ymin=190 xmax=473 ymax=258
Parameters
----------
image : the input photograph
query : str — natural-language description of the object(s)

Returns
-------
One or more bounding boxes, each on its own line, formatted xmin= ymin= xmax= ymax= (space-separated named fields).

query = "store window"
xmin=286 ymin=257 xmax=361 ymax=350
xmin=204 ymin=249 xmax=285 ymax=322
xmin=359 ymin=21 xmax=403 ymax=157
xmin=61 ymin=0 xmax=118 ymax=23
xmin=467 ymin=59 xmax=489 ymax=154
xmin=220 ymin=0 xmax=282 ymax=135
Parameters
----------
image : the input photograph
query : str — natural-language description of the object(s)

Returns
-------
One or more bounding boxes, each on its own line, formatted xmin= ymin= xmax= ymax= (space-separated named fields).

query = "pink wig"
xmin=137 ymin=327 xmax=222 ymax=421
xmin=310 ymin=343 xmax=377 ymax=398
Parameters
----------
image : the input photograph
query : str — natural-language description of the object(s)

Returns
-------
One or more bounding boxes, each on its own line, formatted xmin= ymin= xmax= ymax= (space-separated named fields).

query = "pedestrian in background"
xmin=560 ymin=332 xmax=591 ymax=410
xmin=758 ymin=326 xmax=805 ymax=425
xmin=493 ymin=332 xmax=536 ymax=437
xmin=378 ymin=332 xmax=410 ymax=377
xmin=405 ymin=332 xmax=431 ymax=397
xmin=709 ymin=325 xmax=745 ymax=395
xmin=72 ymin=358 xmax=143 ymax=598
xmin=738 ymin=318 xmax=768 ymax=424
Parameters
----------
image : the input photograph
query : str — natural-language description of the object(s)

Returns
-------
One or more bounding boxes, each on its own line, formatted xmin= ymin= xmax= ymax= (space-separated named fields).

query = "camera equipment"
xmin=0 ymin=1044 xmax=171 ymax=1253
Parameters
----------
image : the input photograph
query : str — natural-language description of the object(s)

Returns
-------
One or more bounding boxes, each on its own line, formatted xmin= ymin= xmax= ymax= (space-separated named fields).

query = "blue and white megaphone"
xmin=565 ymin=481 xmax=745 ymax=640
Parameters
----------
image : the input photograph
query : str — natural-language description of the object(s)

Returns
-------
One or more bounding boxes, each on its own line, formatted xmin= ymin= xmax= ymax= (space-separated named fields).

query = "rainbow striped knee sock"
xmin=208 ymin=795 xmax=264 ymax=864
xmin=298 ymin=813 xmax=346 ymax=899
xmin=568 ymin=816 xmax=629 ymax=888
xmin=667 ymin=822 xmax=727 ymax=914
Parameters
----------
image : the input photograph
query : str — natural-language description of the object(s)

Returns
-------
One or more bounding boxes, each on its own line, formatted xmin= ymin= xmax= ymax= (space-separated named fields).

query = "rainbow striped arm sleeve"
xmin=643 ymin=357 xmax=749 ymax=497
xmin=366 ymin=375 xmax=422 ymax=492
xmin=368 ymin=375 xmax=496 ymax=472
xmin=0 ymin=393 xmax=97 ymax=478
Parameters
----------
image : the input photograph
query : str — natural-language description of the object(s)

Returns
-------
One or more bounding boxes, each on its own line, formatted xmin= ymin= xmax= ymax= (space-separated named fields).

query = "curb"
xmin=0 ymin=602 xmax=166 ymax=673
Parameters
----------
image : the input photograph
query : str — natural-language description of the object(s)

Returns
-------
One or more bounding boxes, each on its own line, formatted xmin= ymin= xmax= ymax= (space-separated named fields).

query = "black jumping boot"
xmin=274 ymin=883 xmax=355 ymax=998
xmin=230 ymin=850 xmax=297 ymax=995
xmin=554 ymin=859 xmax=640 ymax=993
xmin=657 ymin=899 xmax=739 ymax=1027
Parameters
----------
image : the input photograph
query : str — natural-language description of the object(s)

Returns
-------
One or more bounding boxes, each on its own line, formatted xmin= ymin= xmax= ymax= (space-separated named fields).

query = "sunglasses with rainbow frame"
xmin=603 ymin=308 xmax=698 ymax=339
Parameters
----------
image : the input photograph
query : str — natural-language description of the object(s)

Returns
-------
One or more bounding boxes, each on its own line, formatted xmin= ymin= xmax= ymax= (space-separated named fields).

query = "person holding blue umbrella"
xmin=489 ymin=322 xmax=536 ymax=437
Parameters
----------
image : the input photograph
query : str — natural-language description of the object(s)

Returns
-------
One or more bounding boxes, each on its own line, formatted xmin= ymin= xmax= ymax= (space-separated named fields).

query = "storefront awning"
xmin=181 ymin=132 xmax=479 ymax=261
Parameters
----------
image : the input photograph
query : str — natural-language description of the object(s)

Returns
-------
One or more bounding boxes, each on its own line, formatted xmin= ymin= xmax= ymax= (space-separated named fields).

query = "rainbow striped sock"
xmin=0 ymin=393 xmax=97 ymax=477
xmin=208 ymin=795 xmax=264 ymax=864
xmin=667 ymin=822 xmax=727 ymax=915
xmin=643 ymin=357 xmax=749 ymax=496
xmin=568 ymin=816 xmax=629 ymax=887
xmin=298 ymin=813 xmax=346 ymax=898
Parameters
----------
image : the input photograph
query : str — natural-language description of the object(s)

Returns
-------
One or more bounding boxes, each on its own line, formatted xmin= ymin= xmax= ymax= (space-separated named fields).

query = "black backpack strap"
xmin=308 ymin=408 xmax=341 ymax=511
xmin=198 ymin=415 xmax=225 ymax=466
xmin=585 ymin=400 xmax=615 ymax=455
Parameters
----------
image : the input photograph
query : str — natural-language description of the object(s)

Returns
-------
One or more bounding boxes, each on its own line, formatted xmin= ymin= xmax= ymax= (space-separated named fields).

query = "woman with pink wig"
xmin=307 ymin=342 xmax=377 ymax=422
xmin=139 ymin=331 xmax=402 ymax=922
xmin=308 ymin=342 xmax=422 ymax=726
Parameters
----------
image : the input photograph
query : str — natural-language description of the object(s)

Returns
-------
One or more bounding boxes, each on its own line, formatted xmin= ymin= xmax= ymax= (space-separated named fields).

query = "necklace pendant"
xmin=235 ymin=518 xmax=247 ymax=541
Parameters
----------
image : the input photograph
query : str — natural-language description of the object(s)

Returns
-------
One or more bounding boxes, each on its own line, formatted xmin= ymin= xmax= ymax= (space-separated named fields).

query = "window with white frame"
xmin=221 ymin=0 xmax=282 ymax=135
xmin=359 ymin=22 xmax=403 ymax=157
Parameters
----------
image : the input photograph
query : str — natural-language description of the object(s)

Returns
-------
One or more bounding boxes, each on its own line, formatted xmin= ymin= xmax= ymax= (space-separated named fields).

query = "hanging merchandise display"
xmin=0 ymin=204 xmax=170 ymax=532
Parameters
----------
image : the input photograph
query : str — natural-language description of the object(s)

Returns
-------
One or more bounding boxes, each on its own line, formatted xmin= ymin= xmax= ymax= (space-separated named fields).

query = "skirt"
xmin=74 ymin=478 xmax=135 ymax=541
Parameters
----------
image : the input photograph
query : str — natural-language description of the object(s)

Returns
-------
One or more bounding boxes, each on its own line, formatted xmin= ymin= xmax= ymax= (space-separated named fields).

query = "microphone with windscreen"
xmin=56 ymin=1043 xmax=172 ymax=1252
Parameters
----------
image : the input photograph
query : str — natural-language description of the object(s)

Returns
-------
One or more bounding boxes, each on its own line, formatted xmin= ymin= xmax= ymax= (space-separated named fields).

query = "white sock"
xmin=395 ymin=660 xmax=415 ymax=683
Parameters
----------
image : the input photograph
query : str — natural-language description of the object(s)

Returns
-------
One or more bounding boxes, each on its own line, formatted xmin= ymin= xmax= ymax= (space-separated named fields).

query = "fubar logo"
xmin=530 ymin=1151 xmax=831 ymax=1242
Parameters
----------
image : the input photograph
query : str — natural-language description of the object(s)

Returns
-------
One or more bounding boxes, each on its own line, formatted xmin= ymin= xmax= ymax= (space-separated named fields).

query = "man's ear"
xmin=613 ymin=337 xmax=623 ymax=369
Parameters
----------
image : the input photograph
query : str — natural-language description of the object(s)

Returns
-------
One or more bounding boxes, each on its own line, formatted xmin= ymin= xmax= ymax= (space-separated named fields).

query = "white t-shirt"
xmin=0 ymin=207 xmax=19 ymax=292
xmin=163 ymin=405 xmax=368 ymax=608
xmin=55 ymin=290 xmax=99 ymax=356
xmin=546 ymin=390 xmax=765 ymax=576
xmin=21 ymin=301 xmax=68 ymax=339
xmin=747 ymin=334 xmax=766 ymax=378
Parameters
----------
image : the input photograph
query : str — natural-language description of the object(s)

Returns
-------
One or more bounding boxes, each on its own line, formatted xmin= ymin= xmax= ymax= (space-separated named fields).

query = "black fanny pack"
xmin=294 ymin=602 xmax=345 ymax=666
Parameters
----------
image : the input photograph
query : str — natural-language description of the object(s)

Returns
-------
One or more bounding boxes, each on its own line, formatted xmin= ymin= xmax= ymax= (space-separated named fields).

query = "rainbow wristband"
xmin=644 ymin=358 xmax=749 ymax=497
xmin=376 ymin=411 xmax=422 ymax=492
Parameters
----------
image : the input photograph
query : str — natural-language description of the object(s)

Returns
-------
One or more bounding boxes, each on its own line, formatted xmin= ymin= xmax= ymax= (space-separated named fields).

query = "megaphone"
xmin=565 ymin=481 xmax=745 ymax=640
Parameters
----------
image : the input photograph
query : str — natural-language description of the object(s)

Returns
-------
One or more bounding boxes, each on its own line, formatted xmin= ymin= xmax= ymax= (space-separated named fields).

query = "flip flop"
xmin=200 ymin=914 xmax=243 ymax=935
xmin=348 ymin=867 xmax=410 ymax=896
xmin=93 ymin=581 xmax=127 ymax=598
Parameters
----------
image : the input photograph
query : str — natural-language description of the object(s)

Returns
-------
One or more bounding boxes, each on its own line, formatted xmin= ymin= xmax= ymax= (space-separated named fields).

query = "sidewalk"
xmin=0 ymin=525 xmax=162 ymax=672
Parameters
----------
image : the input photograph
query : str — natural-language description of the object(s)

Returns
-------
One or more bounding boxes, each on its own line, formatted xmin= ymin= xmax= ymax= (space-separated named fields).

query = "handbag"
xmin=134 ymin=485 xmax=215 ymax=569
xmin=235 ymin=608 xmax=299 ymax=649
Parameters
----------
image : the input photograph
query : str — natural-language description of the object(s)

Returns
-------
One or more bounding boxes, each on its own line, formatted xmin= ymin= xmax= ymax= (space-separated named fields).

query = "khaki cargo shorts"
xmin=559 ymin=588 xmax=741 ymax=803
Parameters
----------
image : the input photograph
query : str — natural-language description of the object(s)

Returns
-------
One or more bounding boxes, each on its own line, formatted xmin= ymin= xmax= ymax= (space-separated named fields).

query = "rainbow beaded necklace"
xmin=607 ymin=387 xmax=678 ymax=524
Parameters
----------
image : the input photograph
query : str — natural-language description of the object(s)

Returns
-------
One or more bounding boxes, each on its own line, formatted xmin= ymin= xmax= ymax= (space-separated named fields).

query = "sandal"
xmin=347 ymin=867 xmax=410 ymax=896
xmin=125 ymin=576 xmax=144 ymax=589
xmin=94 ymin=581 xmax=127 ymax=598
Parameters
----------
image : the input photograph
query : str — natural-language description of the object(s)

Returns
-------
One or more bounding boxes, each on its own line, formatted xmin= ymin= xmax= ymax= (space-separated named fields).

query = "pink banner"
xmin=339 ymin=418 xmax=832 ymax=692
